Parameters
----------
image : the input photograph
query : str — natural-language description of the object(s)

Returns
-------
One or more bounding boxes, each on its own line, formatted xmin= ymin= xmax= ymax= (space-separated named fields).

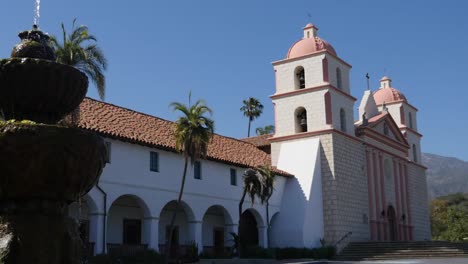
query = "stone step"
xmin=337 ymin=241 xmax=468 ymax=261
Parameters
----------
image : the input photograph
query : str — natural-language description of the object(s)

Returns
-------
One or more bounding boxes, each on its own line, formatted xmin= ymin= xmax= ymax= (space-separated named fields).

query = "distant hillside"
xmin=423 ymin=153 xmax=468 ymax=199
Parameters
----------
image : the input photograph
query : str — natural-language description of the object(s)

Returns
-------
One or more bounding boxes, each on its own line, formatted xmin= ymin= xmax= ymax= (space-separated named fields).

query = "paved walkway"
xmin=200 ymin=258 xmax=468 ymax=264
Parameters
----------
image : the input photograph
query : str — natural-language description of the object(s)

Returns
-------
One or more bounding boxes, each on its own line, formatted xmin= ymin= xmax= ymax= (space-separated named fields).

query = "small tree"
xmin=257 ymin=165 xmax=276 ymax=248
xmin=255 ymin=125 xmax=275 ymax=136
xmin=238 ymin=168 xmax=263 ymax=257
xmin=50 ymin=19 xmax=107 ymax=100
xmin=240 ymin=97 xmax=264 ymax=137
xmin=165 ymin=95 xmax=214 ymax=263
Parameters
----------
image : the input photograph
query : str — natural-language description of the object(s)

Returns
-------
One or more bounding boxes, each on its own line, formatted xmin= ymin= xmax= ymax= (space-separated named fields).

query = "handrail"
xmin=334 ymin=231 xmax=352 ymax=247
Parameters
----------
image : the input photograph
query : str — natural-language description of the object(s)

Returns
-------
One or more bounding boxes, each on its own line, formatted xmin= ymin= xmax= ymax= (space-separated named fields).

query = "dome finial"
xmin=303 ymin=23 xmax=318 ymax=39
xmin=380 ymin=76 xmax=392 ymax=89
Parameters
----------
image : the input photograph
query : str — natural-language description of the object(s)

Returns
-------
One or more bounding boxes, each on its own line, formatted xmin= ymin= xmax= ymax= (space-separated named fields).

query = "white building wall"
xmin=326 ymin=55 xmax=351 ymax=94
xmin=273 ymin=55 xmax=326 ymax=94
xmin=273 ymin=89 xmax=329 ymax=137
xmin=330 ymin=90 xmax=355 ymax=136
xmin=78 ymin=138 xmax=287 ymax=252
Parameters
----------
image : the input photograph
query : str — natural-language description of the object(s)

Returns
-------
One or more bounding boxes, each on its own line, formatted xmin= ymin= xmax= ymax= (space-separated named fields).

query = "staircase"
xmin=336 ymin=241 xmax=468 ymax=261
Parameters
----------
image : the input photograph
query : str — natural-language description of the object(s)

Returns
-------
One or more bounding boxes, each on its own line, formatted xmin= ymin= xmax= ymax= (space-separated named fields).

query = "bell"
xmin=300 ymin=117 xmax=307 ymax=126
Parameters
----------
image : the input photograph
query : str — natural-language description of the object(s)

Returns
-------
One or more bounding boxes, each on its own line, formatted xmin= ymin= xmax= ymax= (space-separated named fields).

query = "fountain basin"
xmin=0 ymin=123 xmax=106 ymax=202
xmin=0 ymin=58 xmax=88 ymax=123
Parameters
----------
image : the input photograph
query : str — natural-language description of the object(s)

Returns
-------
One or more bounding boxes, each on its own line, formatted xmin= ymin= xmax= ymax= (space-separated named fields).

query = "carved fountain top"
xmin=11 ymin=24 xmax=56 ymax=61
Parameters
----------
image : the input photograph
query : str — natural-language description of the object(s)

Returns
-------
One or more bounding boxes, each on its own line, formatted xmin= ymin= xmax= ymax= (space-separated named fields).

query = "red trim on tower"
xmin=322 ymin=57 xmax=329 ymax=82
xmin=270 ymin=84 xmax=357 ymax=101
xmin=325 ymin=92 xmax=332 ymax=125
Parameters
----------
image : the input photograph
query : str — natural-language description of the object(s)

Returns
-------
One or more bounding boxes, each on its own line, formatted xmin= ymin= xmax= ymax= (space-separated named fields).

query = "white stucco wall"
xmin=270 ymin=137 xmax=324 ymax=248
xmin=73 ymin=138 xmax=287 ymax=253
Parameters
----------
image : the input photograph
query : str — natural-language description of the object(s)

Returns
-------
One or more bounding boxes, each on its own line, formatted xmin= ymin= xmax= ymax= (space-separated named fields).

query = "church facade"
xmin=70 ymin=23 xmax=431 ymax=256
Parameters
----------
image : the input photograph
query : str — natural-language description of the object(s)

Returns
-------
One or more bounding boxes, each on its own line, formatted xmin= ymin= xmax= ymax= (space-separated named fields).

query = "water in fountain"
xmin=34 ymin=0 xmax=40 ymax=26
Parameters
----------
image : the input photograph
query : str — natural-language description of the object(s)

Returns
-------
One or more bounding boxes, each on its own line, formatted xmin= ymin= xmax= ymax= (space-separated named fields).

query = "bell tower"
xmin=268 ymin=24 xmax=358 ymax=248
xmin=271 ymin=23 xmax=356 ymax=145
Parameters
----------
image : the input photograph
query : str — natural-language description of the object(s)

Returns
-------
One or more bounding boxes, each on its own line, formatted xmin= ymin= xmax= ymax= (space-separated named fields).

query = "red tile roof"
xmin=78 ymin=98 xmax=292 ymax=177
xmin=240 ymin=134 xmax=273 ymax=147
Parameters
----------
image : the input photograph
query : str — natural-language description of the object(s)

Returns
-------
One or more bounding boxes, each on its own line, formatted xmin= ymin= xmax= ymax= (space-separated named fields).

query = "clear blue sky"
xmin=1 ymin=0 xmax=467 ymax=161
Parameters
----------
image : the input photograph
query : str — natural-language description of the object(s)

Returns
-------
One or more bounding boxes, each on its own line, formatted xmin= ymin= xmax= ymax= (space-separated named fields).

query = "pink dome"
xmin=286 ymin=37 xmax=337 ymax=59
xmin=373 ymin=87 xmax=407 ymax=105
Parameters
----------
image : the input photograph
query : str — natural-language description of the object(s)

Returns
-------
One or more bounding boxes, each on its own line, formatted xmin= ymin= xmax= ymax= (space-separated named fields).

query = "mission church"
xmin=69 ymin=23 xmax=431 ymax=256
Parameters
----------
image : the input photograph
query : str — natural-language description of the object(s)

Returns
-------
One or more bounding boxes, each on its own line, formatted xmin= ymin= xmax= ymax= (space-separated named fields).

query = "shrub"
xmin=88 ymin=250 xmax=162 ymax=264
xmin=241 ymin=245 xmax=275 ymax=259
xmin=274 ymin=246 xmax=335 ymax=260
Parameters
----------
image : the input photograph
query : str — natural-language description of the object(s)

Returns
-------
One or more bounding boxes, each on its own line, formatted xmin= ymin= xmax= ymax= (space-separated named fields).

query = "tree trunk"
xmin=164 ymin=156 xmax=189 ymax=264
xmin=238 ymin=189 xmax=247 ymax=258
xmin=247 ymin=118 xmax=251 ymax=137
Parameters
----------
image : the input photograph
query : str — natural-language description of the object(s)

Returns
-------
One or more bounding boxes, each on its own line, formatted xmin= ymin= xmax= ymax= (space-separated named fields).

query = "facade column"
xmin=404 ymin=164 xmax=413 ymax=240
xmin=188 ymin=220 xmax=203 ymax=253
xmin=89 ymin=212 xmax=105 ymax=255
xmin=398 ymin=162 xmax=407 ymax=240
xmin=372 ymin=151 xmax=381 ymax=240
xmin=393 ymin=159 xmax=401 ymax=240
xmin=379 ymin=153 xmax=387 ymax=241
xmin=258 ymin=225 xmax=268 ymax=248
xmin=143 ymin=217 xmax=160 ymax=252
xmin=366 ymin=148 xmax=376 ymax=240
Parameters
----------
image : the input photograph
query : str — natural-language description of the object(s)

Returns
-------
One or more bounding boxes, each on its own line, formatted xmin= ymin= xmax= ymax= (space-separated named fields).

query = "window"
xmin=105 ymin=142 xmax=111 ymax=163
xmin=150 ymin=151 xmax=159 ymax=172
xmin=294 ymin=66 xmax=305 ymax=89
xmin=123 ymin=219 xmax=141 ymax=245
xmin=340 ymin=108 xmax=347 ymax=132
xmin=383 ymin=123 xmax=389 ymax=136
xmin=412 ymin=144 xmax=418 ymax=162
xmin=194 ymin=161 xmax=202 ymax=180
xmin=336 ymin=68 xmax=342 ymax=90
xmin=230 ymin=168 xmax=237 ymax=186
xmin=295 ymin=107 xmax=307 ymax=133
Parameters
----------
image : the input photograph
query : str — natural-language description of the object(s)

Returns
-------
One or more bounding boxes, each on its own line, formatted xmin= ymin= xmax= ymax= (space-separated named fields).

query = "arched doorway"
xmin=202 ymin=205 xmax=233 ymax=257
xmin=159 ymin=200 xmax=195 ymax=258
xmin=387 ymin=205 xmax=397 ymax=241
xmin=240 ymin=210 xmax=258 ymax=247
xmin=107 ymin=195 xmax=150 ymax=256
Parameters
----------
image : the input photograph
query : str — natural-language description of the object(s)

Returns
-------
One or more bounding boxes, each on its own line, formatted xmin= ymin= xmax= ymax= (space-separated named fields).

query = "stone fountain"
xmin=0 ymin=25 xmax=107 ymax=263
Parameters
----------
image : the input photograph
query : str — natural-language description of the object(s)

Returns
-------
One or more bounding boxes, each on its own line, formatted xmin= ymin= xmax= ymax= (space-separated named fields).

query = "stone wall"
xmin=408 ymin=163 xmax=431 ymax=240
xmin=321 ymin=132 xmax=370 ymax=247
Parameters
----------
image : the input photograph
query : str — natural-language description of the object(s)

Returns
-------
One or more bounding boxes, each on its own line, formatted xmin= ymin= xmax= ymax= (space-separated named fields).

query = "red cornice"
xmin=359 ymin=128 xmax=409 ymax=153
xmin=271 ymin=84 xmax=357 ymax=101
xmin=269 ymin=128 xmax=361 ymax=144
xmin=407 ymin=160 xmax=428 ymax=170
xmin=272 ymin=50 xmax=352 ymax=68
xmin=399 ymin=126 xmax=423 ymax=137
xmin=364 ymin=142 xmax=408 ymax=160
xmin=381 ymin=100 xmax=419 ymax=111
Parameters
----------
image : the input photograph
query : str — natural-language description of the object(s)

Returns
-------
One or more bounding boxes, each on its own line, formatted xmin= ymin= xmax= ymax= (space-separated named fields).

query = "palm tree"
xmin=238 ymin=168 xmax=263 ymax=257
xmin=257 ymin=165 xmax=276 ymax=248
xmin=165 ymin=95 xmax=214 ymax=263
xmin=240 ymin=97 xmax=264 ymax=137
xmin=50 ymin=19 xmax=107 ymax=100
xmin=255 ymin=125 xmax=275 ymax=136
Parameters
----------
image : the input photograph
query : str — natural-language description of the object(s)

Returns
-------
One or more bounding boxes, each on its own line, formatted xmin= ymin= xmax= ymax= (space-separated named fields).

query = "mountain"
xmin=423 ymin=153 xmax=468 ymax=199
